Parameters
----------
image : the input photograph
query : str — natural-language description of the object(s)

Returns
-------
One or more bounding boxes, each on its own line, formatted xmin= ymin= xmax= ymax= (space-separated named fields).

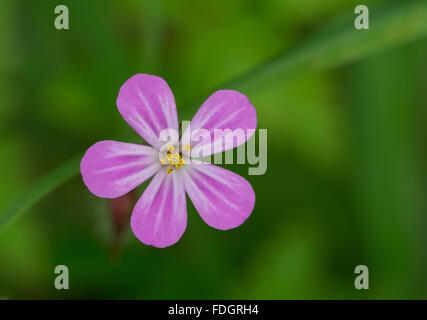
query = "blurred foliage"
xmin=0 ymin=0 xmax=427 ymax=299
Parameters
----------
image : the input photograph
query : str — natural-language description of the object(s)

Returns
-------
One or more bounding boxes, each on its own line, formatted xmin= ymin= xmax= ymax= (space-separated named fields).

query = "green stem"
xmin=1 ymin=1 xmax=427 ymax=232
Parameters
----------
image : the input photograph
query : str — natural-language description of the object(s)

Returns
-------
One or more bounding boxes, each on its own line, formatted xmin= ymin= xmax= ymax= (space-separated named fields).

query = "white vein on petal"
xmin=158 ymin=94 xmax=177 ymax=131
xmin=153 ymin=172 xmax=169 ymax=237
xmin=196 ymin=102 xmax=224 ymax=129
xmin=181 ymin=169 xmax=215 ymax=213
xmin=127 ymin=111 xmax=159 ymax=148
xmin=136 ymin=88 xmax=162 ymax=134
xmin=192 ymin=165 xmax=240 ymax=209
xmin=94 ymin=157 xmax=157 ymax=174
xmin=211 ymin=107 xmax=245 ymax=129
xmin=114 ymin=162 xmax=160 ymax=190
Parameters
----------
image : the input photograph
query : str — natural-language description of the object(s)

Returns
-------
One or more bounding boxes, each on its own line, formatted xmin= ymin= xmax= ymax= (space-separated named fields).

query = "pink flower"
xmin=80 ymin=74 xmax=256 ymax=248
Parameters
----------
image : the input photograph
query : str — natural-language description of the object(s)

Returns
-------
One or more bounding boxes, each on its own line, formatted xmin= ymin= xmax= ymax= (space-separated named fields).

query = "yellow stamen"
xmin=184 ymin=144 xmax=192 ymax=152
xmin=167 ymin=145 xmax=174 ymax=155
xmin=160 ymin=145 xmax=187 ymax=174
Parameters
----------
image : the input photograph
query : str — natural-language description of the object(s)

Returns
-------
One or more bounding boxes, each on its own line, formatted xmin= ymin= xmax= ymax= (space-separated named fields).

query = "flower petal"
xmin=81 ymin=140 xmax=160 ymax=198
xmin=182 ymin=163 xmax=255 ymax=230
xmin=131 ymin=168 xmax=187 ymax=248
xmin=182 ymin=90 xmax=257 ymax=157
xmin=117 ymin=74 xmax=179 ymax=150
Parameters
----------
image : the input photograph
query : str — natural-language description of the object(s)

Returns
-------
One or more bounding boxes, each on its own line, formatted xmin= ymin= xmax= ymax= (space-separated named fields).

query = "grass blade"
xmin=1 ymin=1 xmax=427 ymax=232
xmin=0 ymin=155 xmax=81 ymax=232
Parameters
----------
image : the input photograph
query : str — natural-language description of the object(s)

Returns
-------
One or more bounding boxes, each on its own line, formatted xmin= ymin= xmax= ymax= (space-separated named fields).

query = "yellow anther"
xmin=184 ymin=144 xmax=192 ymax=152
xmin=160 ymin=145 xmax=186 ymax=173
xmin=167 ymin=145 xmax=174 ymax=155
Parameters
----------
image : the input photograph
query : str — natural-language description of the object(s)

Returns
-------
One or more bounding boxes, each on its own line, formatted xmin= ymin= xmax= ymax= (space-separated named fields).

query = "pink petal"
xmin=116 ymin=74 xmax=179 ymax=150
xmin=130 ymin=168 xmax=187 ymax=248
xmin=182 ymin=163 xmax=255 ymax=230
xmin=182 ymin=90 xmax=257 ymax=157
xmin=80 ymin=140 xmax=160 ymax=198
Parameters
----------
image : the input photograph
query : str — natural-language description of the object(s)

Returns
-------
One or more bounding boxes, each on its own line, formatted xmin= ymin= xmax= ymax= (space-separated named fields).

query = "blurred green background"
xmin=1 ymin=0 xmax=427 ymax=299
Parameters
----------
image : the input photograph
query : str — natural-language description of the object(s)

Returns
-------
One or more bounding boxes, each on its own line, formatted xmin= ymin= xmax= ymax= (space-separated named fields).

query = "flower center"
xmin=160 ymin=145 xmax=190 ymax=174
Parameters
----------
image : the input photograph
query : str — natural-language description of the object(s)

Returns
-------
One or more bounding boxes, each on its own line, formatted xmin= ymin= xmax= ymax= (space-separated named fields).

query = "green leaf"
xmin=0 ymin=155 xmax=81 ymax=232
xmin=187 ymin=0 xmax=427 ymax=112
xmin=2 ymin=0 xmax=427 ymax=232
